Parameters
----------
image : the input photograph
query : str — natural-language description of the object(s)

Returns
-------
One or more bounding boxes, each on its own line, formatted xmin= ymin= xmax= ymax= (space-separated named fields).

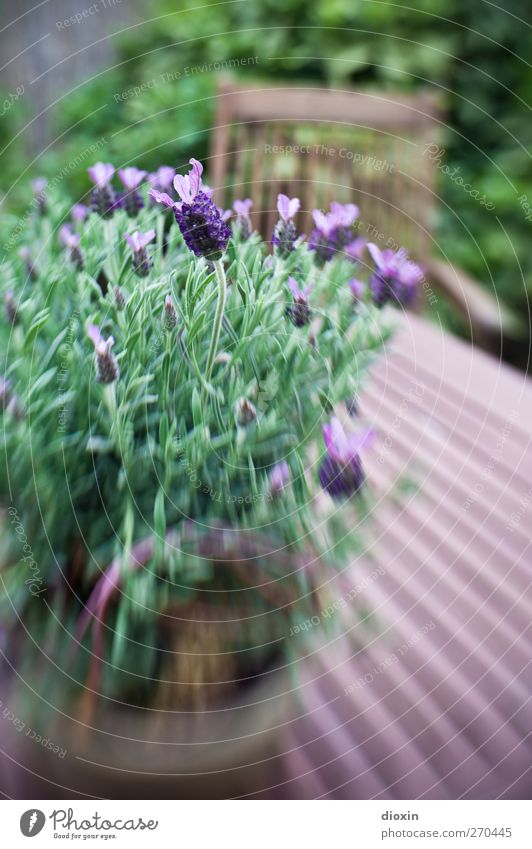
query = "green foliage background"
xmin=2 ymin=0 xmax=532 ymax=319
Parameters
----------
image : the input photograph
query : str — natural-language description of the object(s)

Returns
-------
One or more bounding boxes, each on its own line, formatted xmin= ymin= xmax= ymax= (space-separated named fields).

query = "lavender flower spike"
xmin=125 ymin=229 xmax=156 ymax=277
xmin=118 ymin=167 xmax=147 ymax=216
xmin=286 ymin=277 xmax=312 ymax=327
xmin=88 ymin=162 xmax=116 ymax=217
xmin=171 ymin=158 xmax=230 ymax=260
xmin=368 ymin=243 xmax=422 ymax=308
xmin=272 ymin=193 xmax=300 ymax=257
xmin=87 ymin=324 xmax=119 ymax=384
xmin=319 ymin=417 xmax=374 ymax=499
xmin=310 ymin=201 xmax=360 ymax=265
xmin=233 ymin=198 xmax=253 ymax=239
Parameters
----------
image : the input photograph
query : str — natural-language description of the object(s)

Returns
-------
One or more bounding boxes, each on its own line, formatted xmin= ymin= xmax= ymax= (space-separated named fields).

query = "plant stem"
xmin=205 ymin=258 xmax=227 ymax=382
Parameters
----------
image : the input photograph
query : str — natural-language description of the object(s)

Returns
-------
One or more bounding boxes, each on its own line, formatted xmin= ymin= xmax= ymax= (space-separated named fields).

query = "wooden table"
xmin=259 ymin=312 xmax=532 ymax=799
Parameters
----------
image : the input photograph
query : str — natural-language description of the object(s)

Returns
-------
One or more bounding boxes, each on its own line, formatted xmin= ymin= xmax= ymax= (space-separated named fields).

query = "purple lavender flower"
xmin=19 ymin=246 xmax=37 ymax=281
xmin=165 ymin=159 xmax=230 ymax=260
xmin=4 ymin=289 xmax=18 ymax=325
xmin=72 ymin=203 xmax=89 ymax=223
xmin=309 ymin=202 xmax=359 ymax=265
xmin=125 ymin=229 xmax=156 ymax=277
xmin=88 ymin=162 xmax=116 ymax=217
xmin=59 ymin=224 xmax=84 ymax=270
xmin=32 ymin=178 xmax=47 ymax=215
xmin=233 ymin=198 xmax=253 ymax=240
xmin=319 ymin=417 xmax=374 ymax=499
xmin=368 ymin=243 xmax=422 ymax=308
xmin=269 ymin=461 xmax=291 ymax=496
xmin=118 ymin=167 xmax=147 ymax=216
xmin=286 ymin=277 xmax=312 ymax=327
xmin=87 ymin=324 xmax=119 ymax=384
xmin=272 ymin=193 xmax=300 ymax=258
xmin=162 ymin=294 xmax=177 ymax=331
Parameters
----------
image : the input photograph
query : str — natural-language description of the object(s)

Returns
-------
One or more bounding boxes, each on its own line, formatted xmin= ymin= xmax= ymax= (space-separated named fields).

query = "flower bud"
xmin=114 ymin=286 xmax=126 ymax=310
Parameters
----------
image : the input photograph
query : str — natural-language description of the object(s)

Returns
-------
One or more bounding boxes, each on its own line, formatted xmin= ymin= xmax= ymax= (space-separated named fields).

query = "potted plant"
xmin=0 ymin=158 xmax=421 ymax=798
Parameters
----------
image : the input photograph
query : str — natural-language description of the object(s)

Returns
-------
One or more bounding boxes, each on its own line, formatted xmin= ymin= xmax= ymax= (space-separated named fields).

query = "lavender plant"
xmin=0 ymin=158 xmax=419 ymax=707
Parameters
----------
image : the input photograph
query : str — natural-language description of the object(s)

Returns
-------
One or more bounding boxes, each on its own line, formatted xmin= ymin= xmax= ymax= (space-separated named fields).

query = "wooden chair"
xmin=210 ymin=82 xmax=520 ymax=352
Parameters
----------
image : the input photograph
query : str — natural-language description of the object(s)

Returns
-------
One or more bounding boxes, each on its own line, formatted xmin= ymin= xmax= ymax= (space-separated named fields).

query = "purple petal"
xmin=233 ymin=198 xmax=252 ymax=217
xmin=125 ymin=232 xmax=140 ymax=251
xmin=118 ymin=167 xmax=147 ymax=190
xmin=59 ymin=224 xmax=73 ymax=247
xmin=148 ymin=166 xmax=175 ymax=192
xmin=88 ymin=162 xmax=115 ymax=188
xmin=32 ymin=178 xmax=47 ymax=194
xmin=140 ymin=228 xmax=156 ymax=248
xmin=312 ymin=209 xmax=332 ymax=235
xmin=398 ymin=260 xmax=423 ymax=285
xmin=174 ymin=174 xmax=194 ymax=204
xmin=330 ymin=201 xmax=359 ymax=227
xmin=277 ymin=194 xmax=300 ymax=221
xmin=345 ymin=237 xmax=366 ymax=260
xmin=125 ymin=229 xmax=155 ymax=251
xmin=87 ymin=323 xmax=104 ymax=349
xmin=269 ymin=461 xmax=291 ymax=492
xmin=323 ymin=417 xmax=350 ymax=464
xmin=189 ymin=158 xmax=204 ymax=193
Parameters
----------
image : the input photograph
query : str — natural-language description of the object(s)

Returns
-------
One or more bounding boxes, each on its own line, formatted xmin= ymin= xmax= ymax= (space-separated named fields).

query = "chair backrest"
xmin=210 ymin=82 xmax=442 ymax=260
